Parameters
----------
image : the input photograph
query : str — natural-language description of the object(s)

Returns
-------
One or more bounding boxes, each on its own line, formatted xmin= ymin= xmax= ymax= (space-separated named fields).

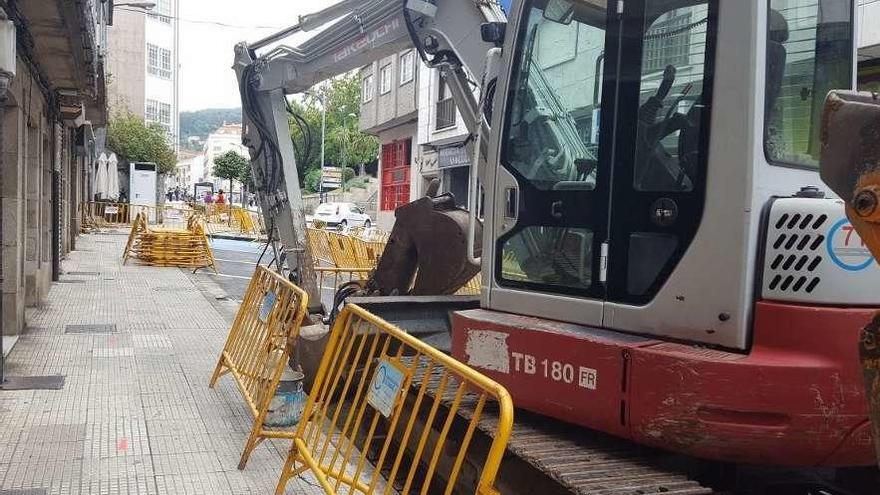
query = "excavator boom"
xmin=233 ymin=0 xmax=505 ymax=308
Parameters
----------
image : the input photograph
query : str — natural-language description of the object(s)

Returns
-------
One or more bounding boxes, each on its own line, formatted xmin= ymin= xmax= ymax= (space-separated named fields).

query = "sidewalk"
xmin=0 ymin=231 xmax=322 ymax=494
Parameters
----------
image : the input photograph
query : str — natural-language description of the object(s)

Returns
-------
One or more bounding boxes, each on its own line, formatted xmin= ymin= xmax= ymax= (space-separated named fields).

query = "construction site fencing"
xmin=275 ymin=304 xmax=513 ymax=495
xmin=81 ymin=201 xmax=194 ymax=231
xmin=122 ymin=212 xmax=217 ymax=271
xmin=196 ymin=204 xmax=265 ymax=238
xmin=308 ymin=228 xmax=389 ymax=289
xmin=210 ymin=265 xmax=309 ymax=469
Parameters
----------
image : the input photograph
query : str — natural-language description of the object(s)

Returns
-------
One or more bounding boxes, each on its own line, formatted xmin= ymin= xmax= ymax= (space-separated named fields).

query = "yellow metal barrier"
xmin=210 ymin=266 xmax=309 ymax=469
xmin=81 ymin=201 xmax=194 ymax=230
xmin=308 ymin=228 xmax=335 ymax=266
xmin=456 ymin=275 xmax=482 ymax=296
xmin=122 ymin=213 xmax=217 ymax=271
xmin=275 ymin=304 xmax=514 ymax=495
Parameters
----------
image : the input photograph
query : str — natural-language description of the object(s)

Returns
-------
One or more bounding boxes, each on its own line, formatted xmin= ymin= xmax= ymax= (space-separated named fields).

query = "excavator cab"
xmin=452 ymin=0 xmax=878 ymax=468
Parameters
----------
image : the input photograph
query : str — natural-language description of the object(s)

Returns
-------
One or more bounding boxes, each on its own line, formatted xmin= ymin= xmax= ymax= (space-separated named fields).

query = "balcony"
xmin=435 ymin=98 xmax=456 ymax=130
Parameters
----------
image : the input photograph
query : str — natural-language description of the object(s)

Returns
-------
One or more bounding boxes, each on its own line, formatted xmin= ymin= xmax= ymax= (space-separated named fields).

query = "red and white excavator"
xmin=236 ymin=0 xmax=877 ymax=476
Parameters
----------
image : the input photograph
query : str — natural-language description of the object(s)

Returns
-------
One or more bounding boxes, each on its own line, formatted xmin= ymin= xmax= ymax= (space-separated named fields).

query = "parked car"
xmin=312 ymin=202 xmax=372 ymax=229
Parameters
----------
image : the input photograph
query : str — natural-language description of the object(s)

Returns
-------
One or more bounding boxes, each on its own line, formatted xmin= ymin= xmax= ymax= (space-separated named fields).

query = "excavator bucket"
xmin=368 ymin=179 xmax=482 ymax=296
xmin=820 ymin=90 xmax=880 ymax=465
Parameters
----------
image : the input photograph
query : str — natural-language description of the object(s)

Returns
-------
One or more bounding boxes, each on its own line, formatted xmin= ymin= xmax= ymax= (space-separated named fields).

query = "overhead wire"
xmin=114 ymin=7 xmax=287 ymax=30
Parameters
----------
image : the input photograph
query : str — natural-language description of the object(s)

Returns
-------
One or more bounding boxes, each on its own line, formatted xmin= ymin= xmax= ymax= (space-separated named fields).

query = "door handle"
xmin=550 ymin=200 xmax=563 ymax=219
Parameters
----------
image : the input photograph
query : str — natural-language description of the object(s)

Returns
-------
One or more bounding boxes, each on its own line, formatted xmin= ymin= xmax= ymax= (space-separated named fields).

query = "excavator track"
xmin=405 ymin=357 xmax=715 ymax=495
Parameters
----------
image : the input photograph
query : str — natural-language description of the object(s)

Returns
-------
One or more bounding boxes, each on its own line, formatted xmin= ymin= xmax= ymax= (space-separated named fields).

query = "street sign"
xmin=321 ymin=166 xmax=343 ymax=190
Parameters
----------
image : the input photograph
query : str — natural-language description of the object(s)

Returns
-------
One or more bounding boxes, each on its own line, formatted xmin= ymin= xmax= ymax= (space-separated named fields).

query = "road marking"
xmin=197 ymin=272 xmax=253 ymax=280
xmin=214 ymin=258 xmax=259 ymax=265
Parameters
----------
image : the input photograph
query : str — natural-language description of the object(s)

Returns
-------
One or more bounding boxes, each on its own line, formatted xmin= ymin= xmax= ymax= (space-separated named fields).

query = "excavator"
xmin=236 ymin=0 xmax=879 ymax=490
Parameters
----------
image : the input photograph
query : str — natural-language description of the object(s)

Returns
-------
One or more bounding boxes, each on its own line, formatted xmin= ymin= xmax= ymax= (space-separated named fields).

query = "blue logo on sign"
xmin=826 ymin=218 xmax=874 ymax=272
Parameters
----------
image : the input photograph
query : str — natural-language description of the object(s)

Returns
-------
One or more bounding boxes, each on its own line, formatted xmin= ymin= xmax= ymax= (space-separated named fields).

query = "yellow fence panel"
xmin=308 ymin=228 xmax=335 ymax=266
xmin=210 ymin=266 xmax=310 ymax=469
xmin=276 ymin=304 xmax=513 ymax=495
xmin=122 ymin=213 xmax=216 ymax=271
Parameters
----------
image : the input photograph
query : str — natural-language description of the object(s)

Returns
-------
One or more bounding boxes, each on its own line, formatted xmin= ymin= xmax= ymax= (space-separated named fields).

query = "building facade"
xmin=858 ymin=0 xmax=880 ymax=91
xmin=201 ymin=122 xmax=247 ymax=199
xmin=106 ymin=0 xmax=179 ymax=148
xmin=1 ymin=1 xmax=111 ymax=348
xmin=416 ymin=64 xmax=473 ymax=209
xmin=359 ymin=50 xmax=419 ymax=229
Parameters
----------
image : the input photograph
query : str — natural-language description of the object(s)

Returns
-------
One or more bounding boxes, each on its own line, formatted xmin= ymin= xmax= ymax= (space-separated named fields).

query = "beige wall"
xmin=106 ymin=9 xmax=146 ymax=116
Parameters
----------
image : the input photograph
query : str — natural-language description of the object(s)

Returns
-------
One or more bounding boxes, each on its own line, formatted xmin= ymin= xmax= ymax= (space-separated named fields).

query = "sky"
xmin=178 ymin=0 xmax=338 ymax=112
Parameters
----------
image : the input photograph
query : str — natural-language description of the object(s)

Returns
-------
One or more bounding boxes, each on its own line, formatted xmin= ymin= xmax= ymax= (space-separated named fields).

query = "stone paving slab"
xmin=0 ymin=233 xmax=322 ymax=494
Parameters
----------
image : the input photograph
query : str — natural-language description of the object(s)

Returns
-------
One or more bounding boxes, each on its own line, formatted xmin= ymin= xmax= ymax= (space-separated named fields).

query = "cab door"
xmin=485 ymin=0 xmax=620 ymax=326
xmin=486 ymin=0 xmax=717 ymax=331
xmin=605 ymin=0 xmax=717 ymax=305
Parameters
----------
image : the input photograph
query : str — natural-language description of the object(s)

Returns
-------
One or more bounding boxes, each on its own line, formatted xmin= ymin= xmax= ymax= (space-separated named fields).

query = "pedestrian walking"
xmin=216 ymin=189 xmax=226 ymax=205
xmin=204 ymin=191 xmax=214 ymax=204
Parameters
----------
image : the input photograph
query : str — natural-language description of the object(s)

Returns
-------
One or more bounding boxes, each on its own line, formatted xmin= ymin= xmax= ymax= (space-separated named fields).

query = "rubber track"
xmin=408 ymin=356 xmax=715 ymax=495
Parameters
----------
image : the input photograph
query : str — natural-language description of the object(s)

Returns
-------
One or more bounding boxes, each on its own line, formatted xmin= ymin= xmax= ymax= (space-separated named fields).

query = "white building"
xmin=416 ymin=64 xmax=473 ymax=209
xmin=860 ymin=0 xmax=880 ymax=61
xmin=145 ymin=0 xmax=179 ymax=148
xmin=202 ymin=123 xmax=248 ymax=197
xmin=174 ymin=151 xmax=205 ymax=194
xmin=106 ymin=0 xmax=180 ymax=149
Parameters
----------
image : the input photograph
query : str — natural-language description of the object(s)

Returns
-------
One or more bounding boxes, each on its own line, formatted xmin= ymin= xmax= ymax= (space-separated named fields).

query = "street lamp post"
xmin=341 ymin=112 xmax=356 ymax=192
xmin=308 ymin=88 xmax=328 ymax=202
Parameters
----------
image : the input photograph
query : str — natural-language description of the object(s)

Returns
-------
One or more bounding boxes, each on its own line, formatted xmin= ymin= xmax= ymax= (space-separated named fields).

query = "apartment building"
xmin=359 ymin=50 xmax=419 ymax=229
xmin=1 ymin=1 xmax=111 ymax=347
xmin=202 ymin=122 xmax=247 ymax=184
xmin=106 ymin=0 xmax=179 ymax=148
xmin=416 ymin=64 xmax=472 ymax=209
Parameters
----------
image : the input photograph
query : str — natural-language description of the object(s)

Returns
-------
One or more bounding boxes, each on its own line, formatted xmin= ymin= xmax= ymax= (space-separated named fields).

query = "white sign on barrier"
xmin=367 ymin=358 xmax=406 ymax=418
xmin=104 ymin=206 xmax=119 ymax=215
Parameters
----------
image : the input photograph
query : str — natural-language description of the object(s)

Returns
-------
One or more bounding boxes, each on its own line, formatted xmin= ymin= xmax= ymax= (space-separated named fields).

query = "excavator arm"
xmin=232 ymin=0 xmax=506 ymax=308
xmin=819 ymin=90 xmax=880 ymax=464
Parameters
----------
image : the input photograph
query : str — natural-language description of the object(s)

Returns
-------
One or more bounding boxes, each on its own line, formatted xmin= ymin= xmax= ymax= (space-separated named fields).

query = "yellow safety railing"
xmin=210 ymin=265 xmax=309 ymax=469
xmin=81 ymin=201 xmax=194 ymax=231
xmin=456 ymin=274 xmax=482 ymax=296
xmin=308 ymin=228 xmax=335 ymax=266
xmin=122 ymin=212 xmax=216 ymax=271
xmin=275 ymin=304 xmax=514 ymax=495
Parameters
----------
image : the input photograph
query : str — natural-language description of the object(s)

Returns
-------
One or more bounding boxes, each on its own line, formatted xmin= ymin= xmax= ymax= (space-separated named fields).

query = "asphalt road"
xmin=196 ymin=237 xmax=337 ymax=310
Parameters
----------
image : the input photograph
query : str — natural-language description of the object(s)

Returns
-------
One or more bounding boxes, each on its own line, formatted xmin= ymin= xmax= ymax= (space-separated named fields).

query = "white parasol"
xmin=95 ymin=153 xmax=109 ymax=199
xmin=107 ymin=153 xmax=120 ymax=199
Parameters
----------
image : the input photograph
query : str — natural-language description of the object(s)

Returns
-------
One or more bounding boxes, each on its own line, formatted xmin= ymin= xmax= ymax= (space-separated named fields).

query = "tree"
xmin=179 ymin=108 xmax=242 ymax=149
xmin=212 ymin=151 xmax=249 ymax=206
xmin=289 ymin=73 xmax=379 ymax=186
xmin=106 ymin=113 xmax=176 ymax=175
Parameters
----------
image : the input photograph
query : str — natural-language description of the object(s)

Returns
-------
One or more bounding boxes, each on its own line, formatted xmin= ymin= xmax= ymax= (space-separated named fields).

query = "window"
xmin=764 ymin=0 xmax=853 ymax=169
xmin=145 ymin=99 xmax=171 ymax=133
xmin=381 ymin=139 xmax=412 ymax=211
xmin=380 ymin=64 xmax=392 ymax=95
xmin=633 ymin=3 xmax=712 ymax=192
xmin=400 ymin=51 xmax=414 ymax=85
xmin=643 ymin=12 xmax=693 ymax=73
xmin=148 ymin=44 xmax=172 ymax=79
xmin=362 ymin=74 xmax=374 ymax=103
xmin=148 ymin=0 xmax=171 ymax=24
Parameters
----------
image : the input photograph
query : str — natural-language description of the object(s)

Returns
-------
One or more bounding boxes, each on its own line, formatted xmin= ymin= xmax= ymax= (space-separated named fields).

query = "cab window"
xmin=764 ymin=0 xmax=853 ymax=169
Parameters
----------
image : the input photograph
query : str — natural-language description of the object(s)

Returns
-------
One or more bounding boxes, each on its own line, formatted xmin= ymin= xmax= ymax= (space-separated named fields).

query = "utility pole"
xmin=319 ymin=92 xmax=326 ymax=203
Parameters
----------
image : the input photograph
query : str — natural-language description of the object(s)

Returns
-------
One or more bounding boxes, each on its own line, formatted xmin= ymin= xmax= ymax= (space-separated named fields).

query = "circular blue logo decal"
xmin=826 ymin=218 xmax=874 ymax=272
